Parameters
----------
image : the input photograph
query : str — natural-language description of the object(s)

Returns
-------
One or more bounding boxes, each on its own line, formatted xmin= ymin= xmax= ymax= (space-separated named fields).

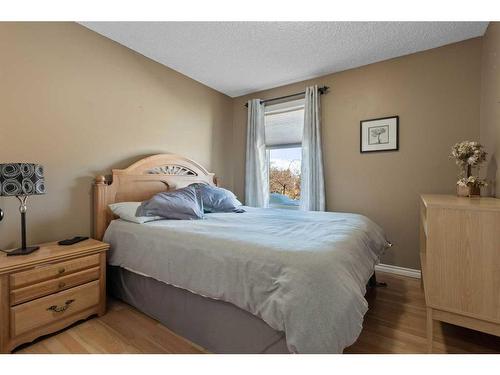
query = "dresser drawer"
xmin=10 ymin=267 xmax=100 ymax=306
xmin=10 ymin=280 xmax=100 ymax=337
xmin=10 ymin=254 xmax=100 ymax=289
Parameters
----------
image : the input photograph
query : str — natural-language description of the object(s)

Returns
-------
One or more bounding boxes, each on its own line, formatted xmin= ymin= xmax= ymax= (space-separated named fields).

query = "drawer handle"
xmin=46 ymin=299 xmax=75 ymax=313
xmin=58 ymin=281 xmax=66 ymax=289
xmin=57 ymin=267 xmax=65 ymax=274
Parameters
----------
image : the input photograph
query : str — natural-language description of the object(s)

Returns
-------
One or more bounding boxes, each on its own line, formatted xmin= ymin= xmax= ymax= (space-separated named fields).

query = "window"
xmin=264 ymin=99 xmax=304 ymax=209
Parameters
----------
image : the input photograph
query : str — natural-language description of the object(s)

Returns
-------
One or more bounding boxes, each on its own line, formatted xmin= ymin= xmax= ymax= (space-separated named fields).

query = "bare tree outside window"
xmin=269 ymin=147 xmax=302 ymax=204
xmin=269 ymin=155 xmax=301 ymax=201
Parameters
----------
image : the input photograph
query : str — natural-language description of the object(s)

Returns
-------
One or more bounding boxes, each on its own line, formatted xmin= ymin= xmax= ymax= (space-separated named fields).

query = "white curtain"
xmin=300 ymin=85 xmax=326 ymax=211
xmin=245 ymin=99 xmax=269 ymax=207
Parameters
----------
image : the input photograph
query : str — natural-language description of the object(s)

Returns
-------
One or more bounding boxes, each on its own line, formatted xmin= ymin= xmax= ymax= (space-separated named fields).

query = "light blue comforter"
xmin=104 ymin=207 xmax=389 ymax=353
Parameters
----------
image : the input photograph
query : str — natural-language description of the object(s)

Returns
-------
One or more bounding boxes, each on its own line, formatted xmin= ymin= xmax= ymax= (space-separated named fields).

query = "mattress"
xmin=104 ymin=206 xmax=389 ymax=353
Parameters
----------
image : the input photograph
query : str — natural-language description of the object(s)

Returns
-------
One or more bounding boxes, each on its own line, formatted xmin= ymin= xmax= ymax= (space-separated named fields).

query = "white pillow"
xmin=109 ymin=202 xmax=162 ymax=224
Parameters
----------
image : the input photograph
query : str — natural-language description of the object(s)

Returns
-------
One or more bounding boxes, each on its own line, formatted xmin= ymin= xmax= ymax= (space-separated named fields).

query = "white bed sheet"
xmin=104 ymin=206 xmax=389 ymax=353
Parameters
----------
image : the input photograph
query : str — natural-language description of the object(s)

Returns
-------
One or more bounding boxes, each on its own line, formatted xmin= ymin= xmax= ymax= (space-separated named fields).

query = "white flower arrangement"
xmin=450 ymin=141 xmax=488 ymax=189
xmin=457 ymin=176 xmax=487 ymax=188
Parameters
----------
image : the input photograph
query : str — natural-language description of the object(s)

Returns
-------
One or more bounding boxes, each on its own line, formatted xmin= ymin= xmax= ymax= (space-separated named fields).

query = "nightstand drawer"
xmin=10 ymin=254 xmax=100 ymax=289
xmin=10 ymin=280 xmax=100 ymax=337
xmin=10 ymin=267 xmax=100 ymax=306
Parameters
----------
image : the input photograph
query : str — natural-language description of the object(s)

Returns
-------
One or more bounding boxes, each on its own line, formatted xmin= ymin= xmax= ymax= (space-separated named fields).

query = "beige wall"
xmin=0 ymin=22 xmax=233 ymax=250
xmin=480 ymin=22 xmax=500 ymax=197
xmin=0 ymin=23 xmax=488 ymax=270
xmin=232 ymin=38 xmax=482 ymax=269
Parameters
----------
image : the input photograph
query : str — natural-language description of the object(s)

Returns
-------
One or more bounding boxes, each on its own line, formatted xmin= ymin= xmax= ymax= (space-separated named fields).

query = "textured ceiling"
xmin=80 ymin=22 xmax=488 ymax=97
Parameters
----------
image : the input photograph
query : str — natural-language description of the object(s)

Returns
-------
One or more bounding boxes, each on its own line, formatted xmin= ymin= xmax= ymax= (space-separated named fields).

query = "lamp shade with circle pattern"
xmin=0 ymin=163 xmax=46 ymax=196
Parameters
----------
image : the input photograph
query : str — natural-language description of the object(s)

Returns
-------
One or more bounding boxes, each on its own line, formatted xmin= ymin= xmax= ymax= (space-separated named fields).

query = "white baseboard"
xmin=375 ymin=263 xmax=421 ymax=279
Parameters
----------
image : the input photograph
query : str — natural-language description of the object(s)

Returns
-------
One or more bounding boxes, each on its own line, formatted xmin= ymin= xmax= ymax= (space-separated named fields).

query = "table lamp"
xmin=0 ymin=163 xmax=46 ymax=256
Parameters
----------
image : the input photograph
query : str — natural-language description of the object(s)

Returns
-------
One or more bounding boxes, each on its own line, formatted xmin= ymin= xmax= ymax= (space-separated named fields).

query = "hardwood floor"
xmin=15 ymin=272 xmax=500 ymax=354
xmin=346 ymin=273 xmax=500 ymax=353
xmin=15 ymin=298 xmax=206 ymax=354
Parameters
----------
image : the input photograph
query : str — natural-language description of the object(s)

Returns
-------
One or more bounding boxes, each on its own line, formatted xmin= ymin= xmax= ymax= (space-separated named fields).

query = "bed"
xmin=94 ymin=154 xmax=389 ymax=354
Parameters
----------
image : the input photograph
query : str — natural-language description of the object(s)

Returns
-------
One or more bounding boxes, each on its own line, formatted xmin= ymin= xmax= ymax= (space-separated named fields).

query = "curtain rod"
xmin=244 ymin=86 xmax=329 ymax=107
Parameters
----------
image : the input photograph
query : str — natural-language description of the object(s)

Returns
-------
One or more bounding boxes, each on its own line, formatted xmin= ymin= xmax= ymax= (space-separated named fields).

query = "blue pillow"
xmin=136 ymin=186 xmax=204 ymax=220
xmin=190 ymin=183 xmax=244 ymax=213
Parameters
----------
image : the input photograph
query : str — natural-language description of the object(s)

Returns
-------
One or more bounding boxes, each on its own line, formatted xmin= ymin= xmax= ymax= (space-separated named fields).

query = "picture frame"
xmin=360 ymin=115 xmax=399 ymax=153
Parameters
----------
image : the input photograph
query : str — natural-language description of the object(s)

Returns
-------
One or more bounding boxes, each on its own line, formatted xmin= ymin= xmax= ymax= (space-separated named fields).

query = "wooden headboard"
xmin=93 ymin=154 xmax=216 ymax=240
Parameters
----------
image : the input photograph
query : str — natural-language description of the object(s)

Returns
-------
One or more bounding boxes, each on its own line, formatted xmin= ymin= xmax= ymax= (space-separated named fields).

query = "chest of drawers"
xmin=420 ymin=194 xmax=500 ymax=352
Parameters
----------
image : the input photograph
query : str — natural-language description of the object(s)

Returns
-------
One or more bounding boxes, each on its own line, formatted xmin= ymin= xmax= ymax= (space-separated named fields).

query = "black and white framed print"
xmin=360 ymin=116 xmax=399 ymax=153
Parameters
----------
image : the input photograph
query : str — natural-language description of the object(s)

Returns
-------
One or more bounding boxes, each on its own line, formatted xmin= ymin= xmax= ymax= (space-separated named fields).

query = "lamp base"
xmin=6 ymin=246 xmax=40 ymax=256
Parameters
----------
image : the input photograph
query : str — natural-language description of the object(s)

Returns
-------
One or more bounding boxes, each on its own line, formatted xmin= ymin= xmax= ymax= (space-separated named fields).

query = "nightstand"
xmin=0 ymin=239 xmax=109 ymax=353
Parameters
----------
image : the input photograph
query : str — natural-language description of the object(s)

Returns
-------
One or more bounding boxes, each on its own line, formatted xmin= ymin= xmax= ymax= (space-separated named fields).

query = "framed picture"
xmin=360 ymin=116 xmax=399 ymax=153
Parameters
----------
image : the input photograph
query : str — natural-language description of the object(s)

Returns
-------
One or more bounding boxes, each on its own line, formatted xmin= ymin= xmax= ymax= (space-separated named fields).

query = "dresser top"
xmin=0 ymin=239 xmax=109 ymax=274
xmin=421 ymin=194 xmax=500 ymax=211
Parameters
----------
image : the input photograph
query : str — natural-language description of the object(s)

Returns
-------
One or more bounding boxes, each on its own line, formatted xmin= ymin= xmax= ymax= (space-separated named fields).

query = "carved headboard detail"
xmin=93 ymin=154 xmax=216 ymax=240
xmin=148 ymin=165 xmax=197 ymax=176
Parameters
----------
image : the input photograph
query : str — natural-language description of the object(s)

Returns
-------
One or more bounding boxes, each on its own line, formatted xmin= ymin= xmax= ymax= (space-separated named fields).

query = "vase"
xmin=469 ymin=185 xmax=481 ymax=197
xmin=457 ymin=185 xmax=470 ymax=197
xmin=456 ymin=185 xmax=480 ymax=197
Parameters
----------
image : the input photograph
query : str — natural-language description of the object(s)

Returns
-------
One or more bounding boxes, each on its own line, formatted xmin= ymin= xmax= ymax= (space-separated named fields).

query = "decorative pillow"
xmin=136 ymin=186 xmax=204 ymax=220
xmin=190 ymin=183 xmax=244 ymax=213
xmin=109 ymin=202 xmax=162 ymax=224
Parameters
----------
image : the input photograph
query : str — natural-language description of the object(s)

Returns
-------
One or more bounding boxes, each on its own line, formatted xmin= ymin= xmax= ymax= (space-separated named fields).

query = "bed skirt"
xmin=108 ymin=266 xmax=289 ymax=354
